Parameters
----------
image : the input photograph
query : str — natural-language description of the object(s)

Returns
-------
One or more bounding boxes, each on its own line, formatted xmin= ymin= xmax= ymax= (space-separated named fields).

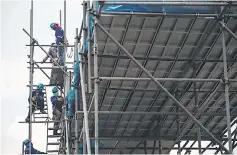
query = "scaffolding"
xmin=19 ymin=0 xmax=237 ymax=154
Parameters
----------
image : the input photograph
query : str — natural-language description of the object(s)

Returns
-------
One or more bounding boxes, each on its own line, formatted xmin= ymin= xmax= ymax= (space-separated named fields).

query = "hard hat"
xmin=52 ymin=87 xmax=58 ymax=93
xmin=50 ymin=23 xmax=57 ymax=30
xmin=23 ymin=139 xmax=31 ymax=145
xmin=37 ymin=83 xmax=44 ymax=89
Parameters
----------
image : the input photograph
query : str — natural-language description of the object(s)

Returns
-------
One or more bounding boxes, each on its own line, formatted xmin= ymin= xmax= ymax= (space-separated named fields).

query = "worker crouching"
xmin=23 ymin=139 xmax=46 ymax=154
xmin=25 ymin=83 xmax=46 ymax=122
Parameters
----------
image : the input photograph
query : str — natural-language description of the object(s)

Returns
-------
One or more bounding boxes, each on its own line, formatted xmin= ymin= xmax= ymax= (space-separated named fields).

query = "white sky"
xmin=1 ymin=0 xmax=237 ymax=154
xmin=1 ymin=0 xmax=82 ymax=153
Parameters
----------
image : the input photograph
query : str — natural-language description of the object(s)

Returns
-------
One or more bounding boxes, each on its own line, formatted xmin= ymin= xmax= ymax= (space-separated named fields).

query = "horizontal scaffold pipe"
xmin=76 ymin=111 xmax=237 ymax=117
xmin=96 ymin=77 xmax=224 ymax=82
xmin=86 ymin=136 xmax=236 ymax=142
xmin=80 ymin=53 xmax=237 ymax=63
xmin=19 ymin=120 xmax=61 ymax=123
xmin=101 ymin=12 xmax=237 ymax=18
xmin=26 ymin=44 xmax=75 ymax=47
xmin=27 ymin=61 xmax=74 ymax=64
xmin=27 ymin=67 xmax=74 ymax=70
xmin=103 ymin=1 xmax=236 ymax=6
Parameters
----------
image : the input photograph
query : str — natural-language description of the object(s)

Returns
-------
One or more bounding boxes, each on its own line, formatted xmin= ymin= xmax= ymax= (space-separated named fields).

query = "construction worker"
xmin=25 ymin=83 xmax=46 ymax=122
xmin=50 ymin=22 xmax=66 ymax=66
xmin=41 ymin=43 xmax=59 ymax=66
xmin=51 ymin=87 xmax=64 ymax=135
xmin=23 ymin=139 xmax=46 ymax=154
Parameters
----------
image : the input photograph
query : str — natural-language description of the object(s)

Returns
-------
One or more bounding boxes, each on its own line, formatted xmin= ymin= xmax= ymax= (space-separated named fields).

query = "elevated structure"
xmin=20 ymin=0 xmax=237 ymax=154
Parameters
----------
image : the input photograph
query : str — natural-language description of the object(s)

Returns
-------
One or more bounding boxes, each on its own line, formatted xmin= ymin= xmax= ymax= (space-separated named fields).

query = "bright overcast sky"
xmin=1 ymin=0 xmax=82 ymax=153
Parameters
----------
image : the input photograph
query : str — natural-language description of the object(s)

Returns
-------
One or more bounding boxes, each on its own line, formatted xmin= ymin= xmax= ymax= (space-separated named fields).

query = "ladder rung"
xmin=48 ymin=142 xmax=60 ymax=145
xmin=47 ymin=150 xmax=59 ymax=153
xmin=48 ymin=127 xmax=61 ymax=130
xmin=34 ymin=116 xmax=49 ymax=119
xmin=34 ymin=112 xmax=48 ymax=115
xmin=48 ymin=135 xmax=61 ymax=138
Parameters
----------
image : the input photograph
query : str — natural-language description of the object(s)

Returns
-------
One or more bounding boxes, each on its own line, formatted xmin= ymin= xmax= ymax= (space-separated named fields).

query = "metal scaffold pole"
xmin=87 ymin=0 xmax=92 ymax=94
xmin=221 ymin=9 xmax=233 ymax=153
xmin=74 ymin=28 xmax=79 ymax=154
xmin=93 ymin=1 xmax=99 ymax=154
xmin=28 ymin=0 xmax=34 ymax=154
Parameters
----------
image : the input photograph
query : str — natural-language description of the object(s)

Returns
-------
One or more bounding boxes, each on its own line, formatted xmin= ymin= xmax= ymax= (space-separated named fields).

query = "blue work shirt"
xmin=51 ymin=96 xmax=63 ymax=112
xmin=28 ymin=89 xmax=44 ymax=103
xmin=55 ymin=26 xmax=64 ymax=44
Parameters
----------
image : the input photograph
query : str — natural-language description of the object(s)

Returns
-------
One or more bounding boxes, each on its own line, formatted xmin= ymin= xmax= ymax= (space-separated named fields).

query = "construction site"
xmin=19 ymin=0 xmax=237 ymax=154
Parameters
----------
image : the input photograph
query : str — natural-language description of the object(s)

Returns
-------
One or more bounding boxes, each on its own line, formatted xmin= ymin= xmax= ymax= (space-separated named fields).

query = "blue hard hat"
xmin=37 ymin=83 xmax=44 ymax=89
xmin=23 ymin=139 xmax=31 ymax=145
xmin=52 ymin=87 xmax=58 ymax=93
xmin=50 ymin=22 xmax=56 ymax=30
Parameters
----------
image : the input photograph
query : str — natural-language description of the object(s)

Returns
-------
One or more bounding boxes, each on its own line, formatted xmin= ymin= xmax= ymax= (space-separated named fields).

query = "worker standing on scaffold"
xmin=51 ymin=87 xmax=64 ymax=135
xmin=50 ymin=23 xmax=67 ymax=66
xmin=25 ymin=83 xmax=46 ymax=122
xmin=41 ymin=43 xmax=59 ymax=66
xmin=23 ymin=139 xmax=46 ymax=154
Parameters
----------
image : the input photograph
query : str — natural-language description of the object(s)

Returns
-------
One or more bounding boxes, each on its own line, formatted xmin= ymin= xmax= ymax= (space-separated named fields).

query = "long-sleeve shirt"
xmin=55 ymin=26 xmax=64 ymax=44
xmin=28 ymin=89 xmax=44 ymax=103
xmin=42 ymin=46 xmax=58 ymax=62
xmin=51 ymin=96 xmax=64 ymax=112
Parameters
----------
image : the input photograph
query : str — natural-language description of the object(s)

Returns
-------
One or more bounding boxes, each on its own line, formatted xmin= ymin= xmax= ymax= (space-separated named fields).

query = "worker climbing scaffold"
xmin=25 ymin=83 xmax=46 ymax=122
xmin=50 ymin=87 xmax=64 ymax=135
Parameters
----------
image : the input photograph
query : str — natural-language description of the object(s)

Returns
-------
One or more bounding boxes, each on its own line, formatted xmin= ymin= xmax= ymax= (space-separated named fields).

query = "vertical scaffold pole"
xmin=75 ymin=28 xmax=79 ymax=154
xmin=221 ymin=7 xmax=233 ymax=153
xmin=87 ymin=0 xmax=92 ymax=94
xmin=28 ymin=0 xmax=34 ymax=154
xmin=193 ymin=63 xmax=202 ymax=154
xmin=93 ymin=1 xmax=99 ymax=154
xmin=60 ymin=10 xmax=62 ymax=26
xmin=64 ymin=0 xmax=67 ymax=67
xmin=79 ymin=53 xmax=91 ymax=154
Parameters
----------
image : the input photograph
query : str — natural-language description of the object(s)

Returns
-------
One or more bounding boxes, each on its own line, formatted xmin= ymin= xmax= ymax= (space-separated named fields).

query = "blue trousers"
xmin=58 ymin=46 xmax=65 ymax=66
xmin=27 ymin=96 xmax=44 ymax=118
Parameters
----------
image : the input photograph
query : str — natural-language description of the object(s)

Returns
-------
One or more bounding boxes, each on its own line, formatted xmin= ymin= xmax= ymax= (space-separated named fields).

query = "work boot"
xmin=40 ymin=110 xmax=46 ymax=114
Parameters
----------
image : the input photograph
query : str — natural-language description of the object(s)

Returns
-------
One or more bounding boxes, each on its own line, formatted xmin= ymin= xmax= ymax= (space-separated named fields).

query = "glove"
xmin=31 ymin=97 xmax=35 ymax=102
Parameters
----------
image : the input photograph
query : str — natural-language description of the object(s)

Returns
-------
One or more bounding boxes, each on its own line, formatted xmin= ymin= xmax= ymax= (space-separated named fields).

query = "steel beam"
xmin=74 ymin=28 xmax=79 ymax=154
xmin=82 ymin=53 xmax=237 ymax=63
xmin=103 ymin=1 xmax=236 ymax=6
xmin=93 ymin=1 xmax=99 ymax=153
xmin=97 ymin=77 xmax=224 ymax=82
xmin=87 ymin=0 xmax=92 ymax=94
xmin=26 ymin=44 xmax=74 ymax=47
xmin=221 ymin=16 xmax=233 ymax=153
xmin=76 ymin=111 xmax=237 ymax=116
xmin=101 ymin=11 xmax=237 ymax=18
xmin=28 ymin=1 xmax=34 ymax=153
xmin=27 ymin=66 xmax=73 ymax=70
xmin=95 ymin=22 xmax=230 ymax=153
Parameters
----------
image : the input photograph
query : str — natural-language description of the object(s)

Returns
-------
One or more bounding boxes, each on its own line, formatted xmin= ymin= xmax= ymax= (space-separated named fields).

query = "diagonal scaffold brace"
xmin=22 ymin=29 xmax=70 ymax=77
xmin=95 ymin=22 xmax=231 ymax=154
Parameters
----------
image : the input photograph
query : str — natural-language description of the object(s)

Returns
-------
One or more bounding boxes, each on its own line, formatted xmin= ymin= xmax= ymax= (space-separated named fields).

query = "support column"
xmin=93 ymin=1 xmax=99 ymax=153
xmin=221 ymin=12 xmax=233 ymax=153
xmin=193 ymin=63 xmax=202 ymax=154
xmin=74 ymin=28 xmax=79 ymax=154
xmin=176 ymin=92 xmax=181 ymax=155
xmin=28 ymin=1 xmax=34 ymax=154
xmin=87 ymin=0 xmax=92 ymax=94
xmin=95 ymin=22 xmax=230 ymax=154
xmin=79 ymin=53 xmax=91 ymax=154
